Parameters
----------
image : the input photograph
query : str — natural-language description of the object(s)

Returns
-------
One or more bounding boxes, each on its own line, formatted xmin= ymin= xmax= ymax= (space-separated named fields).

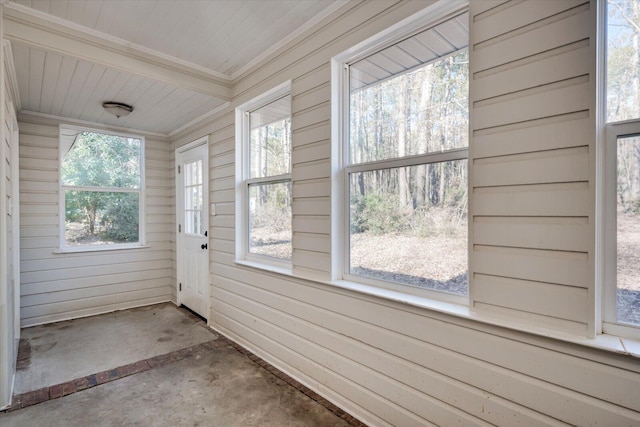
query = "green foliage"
xmin=62 ymin=132 xmax=140 ymax=188
xmin=350 ymin=193 xmax=405 ymax=235
xmin=249 ymin=182 xmax=291 ymax=232
xmin=347 ymin=48 xmax=469 ymax=240
xmin=62 ymin=131 xmax=141 ymax=244
xmin=100 ymin=193 xmax=139 ymax=242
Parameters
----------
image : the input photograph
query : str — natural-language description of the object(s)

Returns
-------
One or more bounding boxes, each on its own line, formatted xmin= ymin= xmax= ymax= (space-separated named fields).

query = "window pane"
xmin=184 ymin=159 xmax=203 ymax=235
xmin=250 ymin=96 xmax=291 ymax=178
xmin=349 ymin=161 xmax=468 ymax=295
xmin=185 ymin=186 xmax=203 ymax=235
xmin=607 ymin=1 xmax=640 ymax=122
xmin=617 ymin=135 xmax=640 ymax=324
xmin=349 ymin=49 xmax=468 ymax=164
xmin=61 ymin=132 xmax=141 ymax=188
xmin=65 ymin=190 xmax=139 ymax=245
xmin=249 ymin=181 xmax=292 ymax=261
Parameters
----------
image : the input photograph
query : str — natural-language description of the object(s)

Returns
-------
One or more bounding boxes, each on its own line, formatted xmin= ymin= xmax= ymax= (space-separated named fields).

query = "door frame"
xmin=175 ymin=136 xmax=210 ymax=319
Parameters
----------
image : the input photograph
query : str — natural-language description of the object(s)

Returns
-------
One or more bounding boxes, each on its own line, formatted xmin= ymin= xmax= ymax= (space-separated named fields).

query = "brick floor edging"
xmin=6 ymin=339 xmax=225 ymax=412
xmin=7 ymin=305 xmax=368 ymax=427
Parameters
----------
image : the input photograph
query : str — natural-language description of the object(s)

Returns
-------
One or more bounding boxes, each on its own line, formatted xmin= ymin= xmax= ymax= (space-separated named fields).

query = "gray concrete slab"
xmin=14 ymin=303 xmax=216 ymax=394
xmin=0 ymin=341 xmax=350 ymax=427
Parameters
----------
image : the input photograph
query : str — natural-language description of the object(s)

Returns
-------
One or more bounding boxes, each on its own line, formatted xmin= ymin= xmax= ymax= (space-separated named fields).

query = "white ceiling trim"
xmin=230 ymin=0 xmax=350 ymax=81
xmin=18 ymin=109 xmax=170 ymax=140
xmin=168 ymin=101 xmax=231 ymax=139
xmin=2 ymin=2 xmax=232 ymax=100
xmin=4 ymin=1 xmax=231 ymax=82
xmin=3 ymin=41 xmax=21 ymax=111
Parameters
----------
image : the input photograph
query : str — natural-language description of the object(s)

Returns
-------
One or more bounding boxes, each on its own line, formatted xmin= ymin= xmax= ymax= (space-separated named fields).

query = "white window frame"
xmin=58 ymin=124 xmax=146 ymax=252
xmin=235 ymin=81 xmax=292 ymax=270
xmin=602 ymin=120 xmax=640 ymax=340
xmin=331 ymin=1 xmax=469 ymax=305
xmin=599 ymin=0 xmax=640 ymax=340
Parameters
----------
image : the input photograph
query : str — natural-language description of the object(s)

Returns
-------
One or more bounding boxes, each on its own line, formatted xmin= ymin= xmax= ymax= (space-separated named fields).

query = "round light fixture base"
xmin=102 ymin=102 xmax=133 ymax=118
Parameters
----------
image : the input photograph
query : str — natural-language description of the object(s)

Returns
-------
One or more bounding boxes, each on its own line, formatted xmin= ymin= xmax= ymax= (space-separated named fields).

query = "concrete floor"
xmin=0 ymin=303 xmax=355 ymax=426
xmin=13 ymin=303 xmax=215 ymax=394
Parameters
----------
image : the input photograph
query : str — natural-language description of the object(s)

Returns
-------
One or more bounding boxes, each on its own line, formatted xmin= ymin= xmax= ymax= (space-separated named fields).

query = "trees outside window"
xmin=237 ymin=89 xmax=292 ymax=264
xmin=60 ymin=127 xmax=144 ymax=249
xmin=604 ymin=0 xmax=640 ymax=333
xmin=342 ymin=12 xmax=469 ymax=297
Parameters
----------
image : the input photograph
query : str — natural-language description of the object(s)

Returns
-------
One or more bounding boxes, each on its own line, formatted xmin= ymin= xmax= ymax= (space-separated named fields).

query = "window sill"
xmin=234 ymin=259 xmax=293 ymax=277
xmin=232 ymin=262 xmax=640 ymax=359
xmin=54 ymin=245 xmax=150 ymax=254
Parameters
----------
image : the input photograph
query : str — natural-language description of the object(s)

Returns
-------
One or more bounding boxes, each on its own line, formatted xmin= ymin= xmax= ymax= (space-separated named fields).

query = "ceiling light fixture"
xmin=102 ymin=101 xmax=133 ymax=118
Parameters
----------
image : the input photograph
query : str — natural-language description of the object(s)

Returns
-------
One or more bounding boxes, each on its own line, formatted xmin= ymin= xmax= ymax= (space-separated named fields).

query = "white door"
xmin=176 ymin=139 xmax=209 ymax=319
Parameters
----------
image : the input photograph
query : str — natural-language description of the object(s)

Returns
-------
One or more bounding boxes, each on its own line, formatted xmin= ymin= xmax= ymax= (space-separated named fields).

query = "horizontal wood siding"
xmin=169 ymin=1 xmax=640 ymax=425
xmin=469 ymin=0 xmax=596 ymax=335
xmin=19 ymin=117 xmax=174 ymax=326
xmin=291 ymin=63 xmax=331 ymax=279
xmin=0 ymin=41 xmax=19 ymax=409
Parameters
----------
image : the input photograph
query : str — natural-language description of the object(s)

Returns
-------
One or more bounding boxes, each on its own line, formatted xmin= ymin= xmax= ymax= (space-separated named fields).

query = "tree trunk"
xmin=398 ymin=78 xmax=410 ymax=208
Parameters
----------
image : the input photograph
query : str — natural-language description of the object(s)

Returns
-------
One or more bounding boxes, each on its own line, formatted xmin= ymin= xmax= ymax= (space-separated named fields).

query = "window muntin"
xmin=60 ymin=127 xmax=144 ymax=249
xmin=240 ymin=92 xmax=292 ymax=264
xmin=343 ymin=13 xmax=469 ymax=297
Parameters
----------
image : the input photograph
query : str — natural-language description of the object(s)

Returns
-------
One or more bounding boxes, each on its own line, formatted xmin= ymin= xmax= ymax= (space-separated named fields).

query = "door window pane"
xmin=184 ymin=159 xmax=203 ymax=235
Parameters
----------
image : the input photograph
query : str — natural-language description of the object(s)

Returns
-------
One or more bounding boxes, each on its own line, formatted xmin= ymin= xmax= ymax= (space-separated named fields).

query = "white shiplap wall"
xmin=19 ymin=114 xmax=175 ymax=326
xmin=170 ymin=0 xmax=640 ymax=425
xmin=0 ymin=19 xmax=20 ymax=408
xmin=469 ymin=0 xmax=595 ymax=336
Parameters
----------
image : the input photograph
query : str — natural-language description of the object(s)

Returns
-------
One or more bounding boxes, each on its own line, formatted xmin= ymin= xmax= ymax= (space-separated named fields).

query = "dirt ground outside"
xmin=250 ymin=222 xmax=468 ymax=296
xmin=251 ymin=213 xmax=640 ymax=326
xmin=350 ymin=231 xmax=468 ymax=295
xmin=617 ymin=212 xmax=640 ymax=325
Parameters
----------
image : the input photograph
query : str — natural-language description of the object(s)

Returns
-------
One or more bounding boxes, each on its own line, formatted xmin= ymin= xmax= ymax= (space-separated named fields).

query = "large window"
xmin=337 ymin=10 xmax=469 ymax=300
xmin=236 ymin=84 xmax=292 ymax=265
xmin=603 ymin=0 xmax=640 ymax=337
xmin=59 ymin=126 xmax=144 ymax=250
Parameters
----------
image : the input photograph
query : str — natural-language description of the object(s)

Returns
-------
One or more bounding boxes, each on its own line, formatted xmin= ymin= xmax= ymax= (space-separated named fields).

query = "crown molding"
xmin=3 ymin=2 xmax=232 ymax=100
xmin=168 ymin=101 xmax=231 ymax=139
xmin=18 ymin=110 xmax=170 ymax=141
xmin=3 ymin=40 xmax=21 ymax=111
xmin=230 ymin=0 xmax=350 ymax=81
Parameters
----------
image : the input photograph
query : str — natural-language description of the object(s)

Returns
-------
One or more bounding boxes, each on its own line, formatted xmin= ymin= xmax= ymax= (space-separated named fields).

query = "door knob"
xmin=201 ymin=243 xmax=208 ymax=250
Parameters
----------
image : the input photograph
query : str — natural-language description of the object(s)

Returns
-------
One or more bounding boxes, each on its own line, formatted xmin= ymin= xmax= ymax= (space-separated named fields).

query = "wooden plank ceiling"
xmin=5 ymin=0 xmax=341 ymax=135
xmin=350 ymin=11 xmax=469 ymax=91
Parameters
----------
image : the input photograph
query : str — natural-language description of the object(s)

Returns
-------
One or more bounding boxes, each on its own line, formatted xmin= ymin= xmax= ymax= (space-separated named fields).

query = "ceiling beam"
xmin=2 ymin=4 xmax=232 ymax=101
